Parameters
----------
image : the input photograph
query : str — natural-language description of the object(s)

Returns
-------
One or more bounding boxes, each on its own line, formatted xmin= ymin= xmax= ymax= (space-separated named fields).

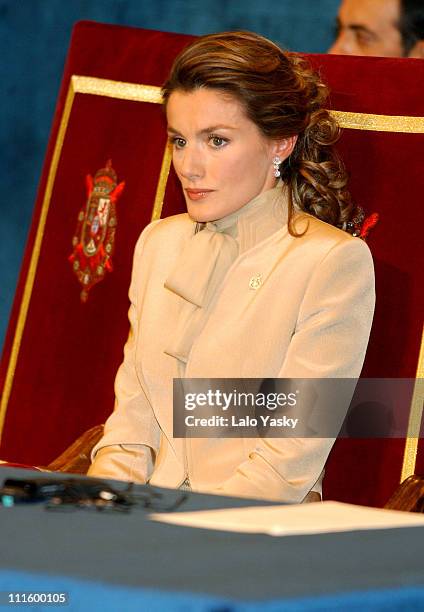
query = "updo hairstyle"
xmin=162 ymin=31 xmax=354 ymax=235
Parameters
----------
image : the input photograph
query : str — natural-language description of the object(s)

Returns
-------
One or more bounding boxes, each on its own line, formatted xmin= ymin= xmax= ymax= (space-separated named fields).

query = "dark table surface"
xmin=1 ymin=467 xmax=424 ymax=602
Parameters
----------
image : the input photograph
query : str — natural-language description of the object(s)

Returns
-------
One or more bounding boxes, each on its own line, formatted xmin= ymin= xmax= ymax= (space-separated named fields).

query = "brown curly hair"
xmin=162 ymin=30 xmax=354 ymax=236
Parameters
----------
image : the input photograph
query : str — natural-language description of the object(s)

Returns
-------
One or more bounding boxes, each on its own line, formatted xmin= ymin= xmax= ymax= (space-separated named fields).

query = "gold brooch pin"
xmin=249 ymin=274 xmax=262 ymax=290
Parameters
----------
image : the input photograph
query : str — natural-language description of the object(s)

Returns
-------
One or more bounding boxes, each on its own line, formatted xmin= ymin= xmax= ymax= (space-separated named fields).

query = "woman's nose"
xmin=178 ymin=146 xmax=204 ymax=181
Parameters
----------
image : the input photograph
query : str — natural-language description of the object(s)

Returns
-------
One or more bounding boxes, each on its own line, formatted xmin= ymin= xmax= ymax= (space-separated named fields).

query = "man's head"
xmin=329 ymin=0 xmax=424 ymax=57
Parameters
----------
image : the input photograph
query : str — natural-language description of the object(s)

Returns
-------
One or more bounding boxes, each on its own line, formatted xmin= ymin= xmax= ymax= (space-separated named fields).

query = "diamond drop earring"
xmin=273 ymin=156 xmax=282 ymax=178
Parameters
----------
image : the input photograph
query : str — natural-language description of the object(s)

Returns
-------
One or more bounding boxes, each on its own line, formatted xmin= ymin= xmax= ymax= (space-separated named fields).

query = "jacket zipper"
xmin=180 ymin=436 xmax=191 ymax=490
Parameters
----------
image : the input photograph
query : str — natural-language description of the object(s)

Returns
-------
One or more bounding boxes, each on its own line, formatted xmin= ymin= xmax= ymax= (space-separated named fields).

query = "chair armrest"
xmin=47 ymin=425 xmax=104 ymax=474
xmin=384 ymin=475 xmax=424 ymax=512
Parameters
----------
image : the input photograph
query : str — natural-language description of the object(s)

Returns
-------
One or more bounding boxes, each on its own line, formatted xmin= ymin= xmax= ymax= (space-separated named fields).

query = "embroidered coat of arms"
xmin=69 ymin=160 xmax=125 ymax=302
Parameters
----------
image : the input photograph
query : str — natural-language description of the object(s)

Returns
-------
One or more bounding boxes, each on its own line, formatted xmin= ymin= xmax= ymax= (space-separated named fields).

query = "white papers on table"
xmin=149 ymin=501 xmax=424 ymax=536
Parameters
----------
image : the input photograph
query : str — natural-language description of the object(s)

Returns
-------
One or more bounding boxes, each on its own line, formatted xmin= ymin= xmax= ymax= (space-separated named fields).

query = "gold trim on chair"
xmin=72 ymin=76 xmax=163 ymax=103
xmin=401 ymin=327 xmax=424 ymax=482
xmin=151 ymin=143 xmax=173 ymax=221
xmin=331 ymin=110 xmax=424 ymax=133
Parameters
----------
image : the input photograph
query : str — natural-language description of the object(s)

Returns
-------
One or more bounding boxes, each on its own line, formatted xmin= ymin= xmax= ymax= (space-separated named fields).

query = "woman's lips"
xmin=185 ymin=189 xmax=215 ymax=201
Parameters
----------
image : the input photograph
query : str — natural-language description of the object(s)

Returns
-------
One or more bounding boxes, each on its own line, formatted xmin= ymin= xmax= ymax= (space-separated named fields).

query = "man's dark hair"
xmin=400 ymin=0 xmax=424 ymax=55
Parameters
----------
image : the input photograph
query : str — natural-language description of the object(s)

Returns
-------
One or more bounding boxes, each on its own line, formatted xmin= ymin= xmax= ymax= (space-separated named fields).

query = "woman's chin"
xmin=186 ymin=205 xmax=215 ymax=224
xmin=187 ymin=211 xmax=210 ymax=224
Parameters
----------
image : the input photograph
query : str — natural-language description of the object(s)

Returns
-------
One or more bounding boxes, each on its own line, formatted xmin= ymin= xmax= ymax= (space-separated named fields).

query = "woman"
xmin=88 ymin=31 xmax=375 ymax=503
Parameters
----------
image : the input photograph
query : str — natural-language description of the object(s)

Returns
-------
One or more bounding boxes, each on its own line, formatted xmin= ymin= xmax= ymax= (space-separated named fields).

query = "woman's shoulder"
xmin=295 ymin=213 xmax=351 ymax=241
xmin=134 ymin=213 xmax=194 ymax=253
xmin=294 ymin=213 xmax=369 ymax=248
xmin=288 ymin=213 xmax=374 ymax=269
xmin=154 ymin=212 xmax=194 ymax=234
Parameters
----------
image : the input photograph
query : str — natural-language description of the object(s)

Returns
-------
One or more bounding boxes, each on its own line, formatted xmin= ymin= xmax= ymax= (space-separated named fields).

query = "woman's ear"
xmin=274 ymin=136 xmax=297 ymax=162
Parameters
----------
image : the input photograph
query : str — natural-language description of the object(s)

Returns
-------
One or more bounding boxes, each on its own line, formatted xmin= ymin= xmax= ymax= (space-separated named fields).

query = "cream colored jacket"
xmin=89 ymin=204 xmax=375 ymax=502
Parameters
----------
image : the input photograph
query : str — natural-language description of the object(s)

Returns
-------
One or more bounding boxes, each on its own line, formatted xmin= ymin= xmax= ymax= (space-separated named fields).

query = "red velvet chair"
xmin=0 ymin=22 xmax=422 ymax=507
xmin=306 ymin=54 xmax=424 ymax=506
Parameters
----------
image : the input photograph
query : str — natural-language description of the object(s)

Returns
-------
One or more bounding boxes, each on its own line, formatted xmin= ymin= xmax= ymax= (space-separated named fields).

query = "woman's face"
xmin=166 ymin=88 xmax=292 ymax=223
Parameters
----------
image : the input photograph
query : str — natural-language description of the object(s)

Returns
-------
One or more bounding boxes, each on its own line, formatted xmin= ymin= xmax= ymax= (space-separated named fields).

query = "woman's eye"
xmin=209 ymin=135 xmax=228 ymax=148
xmin=170 ymin=137 xmax=186 ymax=149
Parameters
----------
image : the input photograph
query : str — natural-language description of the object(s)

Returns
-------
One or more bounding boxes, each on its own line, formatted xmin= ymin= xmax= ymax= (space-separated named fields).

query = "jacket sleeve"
xmin=87 ymin=222 xmax=162 ymax=483
xmin=214 ymin=236 xmax=375 ymax=502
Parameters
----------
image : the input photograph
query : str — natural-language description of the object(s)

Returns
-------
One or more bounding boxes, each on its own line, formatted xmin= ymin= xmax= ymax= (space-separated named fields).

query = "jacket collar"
xmin=163 ymin=183 xmax=289 ymax=367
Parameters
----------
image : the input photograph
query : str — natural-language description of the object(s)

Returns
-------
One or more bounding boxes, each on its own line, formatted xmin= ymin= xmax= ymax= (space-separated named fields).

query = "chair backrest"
xmin=307 ymin=53 xmax=423 ymax=506
xmin=1 ymin=23 xmax=422 ymax=506
xmin=0 ymin=22 xmax=192 ymax=466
